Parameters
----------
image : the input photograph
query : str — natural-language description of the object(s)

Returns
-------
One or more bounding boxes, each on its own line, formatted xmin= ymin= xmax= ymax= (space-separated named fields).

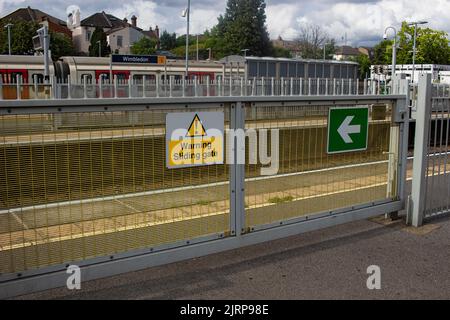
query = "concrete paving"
xmin=13 ymin=212 xmax=450 ymax=300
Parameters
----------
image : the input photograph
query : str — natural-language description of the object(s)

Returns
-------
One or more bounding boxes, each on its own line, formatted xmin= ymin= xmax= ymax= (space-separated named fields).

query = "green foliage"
xmin=373 ymin=22 xmax=450 ymax=65
xmin=324 ymin=39 xmax=336 ymax=60
xmin=88 ymin=27 xmax=111 ymax=57
xmin=159 ymin=30 xmax=177 ymax=51
xmin=0 ymin=20 xmax=39 ymax=55
xmin=49 ymin=32 xmax=75 ymax=60
xmin=349 ymin=54 xmax=371 ymax=79
xmin=272 ymin=46 xmax=292 ymax=58
xmin=372 ymin=40 xmax=391 ymax=65
xmin=171 ymin=41 xmax=209 ymax=60
xmin=212 ymin=0 xmax=273 ymax=58
xmin=175 ymin=34 xmax=196 ymax=48
xmin=130 ymin=37 xmax=158 ymax=55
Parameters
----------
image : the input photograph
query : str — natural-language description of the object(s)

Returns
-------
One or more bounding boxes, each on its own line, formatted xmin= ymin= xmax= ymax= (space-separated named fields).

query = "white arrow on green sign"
xmin=327 ymin=107 xmax=369 ymax=154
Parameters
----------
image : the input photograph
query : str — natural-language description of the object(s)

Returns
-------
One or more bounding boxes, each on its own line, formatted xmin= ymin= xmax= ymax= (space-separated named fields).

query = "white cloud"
xmin=0 ymin=0 xmax=449 ymax=46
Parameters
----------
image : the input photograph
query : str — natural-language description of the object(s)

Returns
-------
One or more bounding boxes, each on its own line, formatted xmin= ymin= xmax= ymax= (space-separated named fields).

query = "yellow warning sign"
xmin=166 ymin=112 xmax=224 ymax=168
xmin=186 ymin=114 xmax=207 ymax=137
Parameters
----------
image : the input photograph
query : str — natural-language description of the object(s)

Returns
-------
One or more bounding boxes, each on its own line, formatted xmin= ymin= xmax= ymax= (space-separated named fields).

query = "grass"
xmin=268 ymin=195 xmax=294 ymax=204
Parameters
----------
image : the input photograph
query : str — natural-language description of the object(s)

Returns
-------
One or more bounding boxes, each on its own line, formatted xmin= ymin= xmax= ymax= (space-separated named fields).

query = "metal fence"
xmin=0 ymin=76 xmax=391 ymax=100
xmin=409 ymin=74 xmax=450 ymax=226
xmin=0 ymin=92 xmax=408 ymax=298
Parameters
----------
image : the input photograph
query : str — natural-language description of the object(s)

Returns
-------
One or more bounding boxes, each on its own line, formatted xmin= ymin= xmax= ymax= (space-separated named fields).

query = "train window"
xmin=332 ymin=65 xmax=339 ymax=78
xmin=308 ymin=64 xmax=316 ymax=78
xmin=341 ymin=66 xmax=348 ymax=79
xmin=323 ymin=65 xmax=331 ymax=78
xmin=267 ymin=62 xmax=276 ymax=77
xmin=161 ymin=74 xmax=182 ymax=82
xmin=288 ymin=63 xmax=296 ymax=78
xmin=31 ymin=74 xmax=44 ymax=84
xmin=9 ymin=72 xmax=23 ymax=83
xmin=133 ymin=74 xmax=156 ymax=84
xmin=248 ymin=61 xmax=258 ymax=77
xmin=258 ymin=62 xmax=267 ymax=77
xmin=81 ymin=74 xmax=93 ymax=83
xmin=316 ymin=64 xmax=323 ymax=78
xmin=115 ymin=73 xmax=127 ymax=81
xmin=279 ymin=63 xmax=288 ymax=78
xmin=297 ymin=63 xmax=305 ymax=78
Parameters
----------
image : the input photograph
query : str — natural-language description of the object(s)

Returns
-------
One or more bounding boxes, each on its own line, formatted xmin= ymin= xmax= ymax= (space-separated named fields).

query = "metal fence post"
xmin=409 ymin=73 xmax=432 ymax=227
xmin=0 ymin=77 xmax=3 ymax=100
xmin=230 ymin=101 xmax=246 ymax=236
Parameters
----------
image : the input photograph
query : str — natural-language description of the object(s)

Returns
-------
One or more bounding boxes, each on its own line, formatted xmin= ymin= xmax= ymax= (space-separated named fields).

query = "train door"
xmin=0 ymin=69 xmax=29 ymax=99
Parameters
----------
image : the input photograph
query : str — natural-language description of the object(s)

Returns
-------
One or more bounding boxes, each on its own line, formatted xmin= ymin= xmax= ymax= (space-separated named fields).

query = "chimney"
xmin=155 ymin=25 xmax=159 ymax=38
xmin=131 ymin=15 xmax=137 ymax=27
xmin=123 ymin=17 xmax=128 ymax=24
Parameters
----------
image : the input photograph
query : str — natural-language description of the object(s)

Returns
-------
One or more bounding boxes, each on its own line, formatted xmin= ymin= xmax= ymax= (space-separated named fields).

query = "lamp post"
xmin=4 ymin=23 xmax=13 ymax=55
xmin=241 ymin=49 xmax=249 ymax=57
xmin=407 ymin=21 xmax=428 ymax=83
xmin=206 ymin=48 xmax=212 ymax=60
xmin=384 ymin=26 xmax=397 ymax=77
xmin=182 ymin=0 xmax=191 ymax=78
xmin=36 ymin=26 xmax=50 ymax=83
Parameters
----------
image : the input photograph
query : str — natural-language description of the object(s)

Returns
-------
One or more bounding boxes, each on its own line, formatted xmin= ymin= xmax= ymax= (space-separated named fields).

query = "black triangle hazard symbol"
xmin=186 ymin=114 xmax=207 ymax=137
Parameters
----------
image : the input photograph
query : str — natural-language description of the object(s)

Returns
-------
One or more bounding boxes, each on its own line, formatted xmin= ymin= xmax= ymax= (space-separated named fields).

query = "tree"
xmin=0 ymin=20 xmax=39 ymax=55
xmin=50 ymin=32 xmax=75 ymax=60
xmin=296 ymin=24 xmax=331 ymax=59
xmin=212 ymin=0 xmax=273 ymax=58
xmin=349 ymin=54 xmax=371 ymax=79
xmin=130 ymin=37 xmax=157 ymax=55
xmin=373 ymin=22 xmax=450 ymax=65
xmin=88 ymin=27 xmax=110 ymax=57
xmin=272 ymin=46 xmax=292 ymax=58
xmin=372 ymin=40 xmax=391 ymax=65
xmin=159 ymin=30 xmax=177 ymax=51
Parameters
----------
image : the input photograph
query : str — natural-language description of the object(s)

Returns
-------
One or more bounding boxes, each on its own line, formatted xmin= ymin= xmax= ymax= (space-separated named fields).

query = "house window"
xmin=117 ymin=36 xmax=123 ymax=48
xmin=86 ymin=30 xmax=91 ymax=42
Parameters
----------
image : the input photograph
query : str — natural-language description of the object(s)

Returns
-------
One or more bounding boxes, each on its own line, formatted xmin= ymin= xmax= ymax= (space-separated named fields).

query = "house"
xmin=68 ymin=10 xmax=159 ymax=55
xmin=333 ymin=46 xmax=373 ymax=61
xmin=271 ymin=36 xmax=302 ymax=58
xmin=0 ymin=6 xmax=72 ymax=38
xmin=333 ymin=46 xmax=361 ymax=61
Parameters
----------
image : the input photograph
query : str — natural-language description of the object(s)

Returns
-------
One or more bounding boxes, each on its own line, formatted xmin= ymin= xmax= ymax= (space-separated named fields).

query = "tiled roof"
xmin=81 ymin=11 xmax=128 ymax=28
xmin=0 ymin=6 xmax=66 ymax=26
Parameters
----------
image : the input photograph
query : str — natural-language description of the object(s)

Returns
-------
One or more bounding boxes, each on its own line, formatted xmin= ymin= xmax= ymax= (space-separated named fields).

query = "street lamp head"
xmin=383 ymin=33 xmax=388 ymax=40
xmin=181 ymin=8 xmax=187 ymax=17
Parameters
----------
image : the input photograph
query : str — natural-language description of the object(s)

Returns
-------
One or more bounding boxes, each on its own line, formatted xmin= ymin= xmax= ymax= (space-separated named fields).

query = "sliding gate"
xmin=0 ymin=93 xmax=408 ymax=298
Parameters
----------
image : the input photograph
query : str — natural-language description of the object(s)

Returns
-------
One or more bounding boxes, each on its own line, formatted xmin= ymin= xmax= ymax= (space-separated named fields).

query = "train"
xmin=0 ymin=54 xmax=359 ymax=86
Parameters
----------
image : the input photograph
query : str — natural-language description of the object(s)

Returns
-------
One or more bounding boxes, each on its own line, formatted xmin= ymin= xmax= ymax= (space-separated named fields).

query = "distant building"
xmin=333 ymin=46 xmax=361 ymax=61
xmin=67 ymin=10 xmax=159 ymax=55
xmin=333 ymin=46 xmax=374 ymax=61
xmin=271 ymin=36 xmax=302 ymax=58
xmin=0 ymin=6 xmax=72 ymax=38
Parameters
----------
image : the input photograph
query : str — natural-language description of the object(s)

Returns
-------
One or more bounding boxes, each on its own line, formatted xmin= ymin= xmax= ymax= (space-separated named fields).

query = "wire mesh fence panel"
xmin=424 ymin=84 xmax=450 ymax=219
xmin=0 ymin=106 xmax=231 ymax=275
xmin=243 ymin=103 xmax=397 ymax=230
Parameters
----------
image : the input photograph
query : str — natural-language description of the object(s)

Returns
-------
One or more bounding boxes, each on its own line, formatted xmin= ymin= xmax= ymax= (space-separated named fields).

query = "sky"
xmin=1 ymin=0 xmax=449 ymax=46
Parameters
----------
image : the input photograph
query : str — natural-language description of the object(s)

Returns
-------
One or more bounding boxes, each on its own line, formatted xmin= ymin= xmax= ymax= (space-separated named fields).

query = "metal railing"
xmin=409 ymin=75 xmax=450 ymax=226
xmin=0 ymin=91 xmax=408 ymax=298
xmin=0 ymin=76 xmax=392 ymax=100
